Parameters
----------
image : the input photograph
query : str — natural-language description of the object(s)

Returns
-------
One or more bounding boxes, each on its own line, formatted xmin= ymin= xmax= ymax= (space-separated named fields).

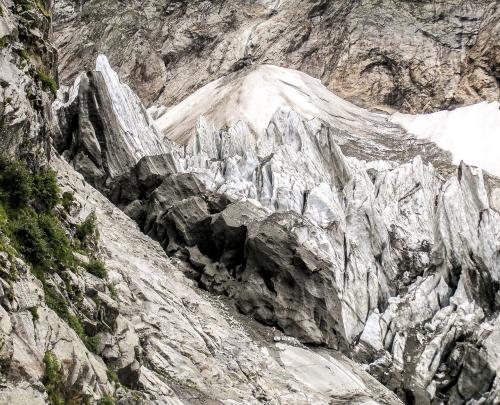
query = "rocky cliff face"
xmin=53 ymin=0 xmax=499 ymax=113
xmin=0 ymin=0 xmax=57 ymax=165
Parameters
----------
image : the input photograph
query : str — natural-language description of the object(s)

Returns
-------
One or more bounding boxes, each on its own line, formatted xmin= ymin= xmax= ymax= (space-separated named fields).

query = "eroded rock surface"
xmin=53 ymin=0 xmax=499 ymax=113
xmin=51 ymin=154 xmax=401 ymax=404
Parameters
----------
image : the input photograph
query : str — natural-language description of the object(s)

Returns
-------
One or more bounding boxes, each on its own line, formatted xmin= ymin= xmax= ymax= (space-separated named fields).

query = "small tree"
xmin=0 ymin=159 xmax=33 ymax=208
xmin=33 ymin=169 xmax=60 ymax=212
xmin=76 ymin=211 xmax=99 ymax=246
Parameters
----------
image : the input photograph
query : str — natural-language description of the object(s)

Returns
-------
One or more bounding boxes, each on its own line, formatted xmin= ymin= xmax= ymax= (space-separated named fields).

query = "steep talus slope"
xmin=53 ymin=0 xmax=499 ymax=113
xmin=51 ymin=153 xmax=400 ymax=404
xmin=54 ymin=57 xmax=500 ymax=404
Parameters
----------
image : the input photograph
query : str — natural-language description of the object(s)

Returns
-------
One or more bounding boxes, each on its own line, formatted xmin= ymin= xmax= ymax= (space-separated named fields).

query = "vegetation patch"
xmin=29 ymin=306 xmax=39 ymax=321
xmin=35 ymin=69 xmax=57 ymax=95
xmin=76 ymin=211 xmax=99 ymax=246
xmin=35 ymin=0 xmax=50 ymax=18
xmin=62 ymin=191 xmax=75 ymax=212
xmin=83 ymin=258 xmax=107 ymax=279
xmin=43 ymin=350 xmax=95 ymax=405
xmin=16 ymin=48 xmax=29 ymax=61
xmin=0 ymin=157 xmax=103 ymax=353
xmin=43 ymin=351 xmax=65 ymax=405
xmin=99 ymin=395 xmax=115 ymax=405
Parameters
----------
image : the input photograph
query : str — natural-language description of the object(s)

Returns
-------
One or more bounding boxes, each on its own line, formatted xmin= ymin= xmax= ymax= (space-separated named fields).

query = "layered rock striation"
xmin=54 ymin=0 xmax=500 ymax=113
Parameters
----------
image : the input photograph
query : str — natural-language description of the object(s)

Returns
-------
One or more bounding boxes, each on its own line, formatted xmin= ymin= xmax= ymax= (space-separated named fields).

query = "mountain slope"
xmin=51 ymin=153 xmax=401 ymax=404
xmin=54 ymin=0 xmax=500 ymax=113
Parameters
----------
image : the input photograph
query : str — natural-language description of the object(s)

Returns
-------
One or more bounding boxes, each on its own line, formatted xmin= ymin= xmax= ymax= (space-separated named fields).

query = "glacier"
xmin=52 ymin=55 xmax=500 ymax=404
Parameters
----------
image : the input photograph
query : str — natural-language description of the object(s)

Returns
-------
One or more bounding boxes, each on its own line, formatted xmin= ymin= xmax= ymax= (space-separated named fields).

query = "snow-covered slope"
xmin=150 ymin=64 xmax=396 ymax=146
xmin=392 ymin=101 xmax=500 ymax=177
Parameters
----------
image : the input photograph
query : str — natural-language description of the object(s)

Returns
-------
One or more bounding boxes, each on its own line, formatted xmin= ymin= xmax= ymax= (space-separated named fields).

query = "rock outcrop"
xmin=2 ymin=0 xmax=499 ymax=403
xmin=53 ymin=0 xmax=499 ymax=113
xmin=50 ymin=153 xmax=401 ymax=404
xmin=0 ymin=0 xmax=57 ymax=165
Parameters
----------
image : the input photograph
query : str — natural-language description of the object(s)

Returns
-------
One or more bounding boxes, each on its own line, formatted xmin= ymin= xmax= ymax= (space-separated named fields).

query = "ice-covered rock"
xmin=53 ymin=55 xmax=168 ymax=187
xmin=50 ymin=154 xmax=401 ymax=404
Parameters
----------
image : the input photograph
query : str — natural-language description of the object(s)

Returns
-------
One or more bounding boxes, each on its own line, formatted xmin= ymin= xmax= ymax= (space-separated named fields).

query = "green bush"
xmin=61 ymin=191 xmax=74 ymax=212
xmin=29 ymin=306 xmax=39 ymax=321
xmin=35 ymin=0 xmax=50 ymax=17
xmin=0 ymin=159 xmax=33 ymax=208
xmin=76 ymin=211 xmax=98 ymax=245
xmin=16 ymin=48 xmax=29 ymax=61
xmin=11 ymin=211 xmax=49 ymax=265
xmin=35 ymin=69 xmax=57 ymax=95
xmin=37 ymin=213 xmax=73 ymax=269
xmin=83 ymin=258 xmax=107 ymax=279
xmin=45 ymin=288 xmax=98 ymax=353
xmin=99 ymin=395 xmax=115 ymax=405
xmin=106 ymin=368 xmax=119 ymax=385
xmin=33 ymin=169 xmax=60 ymax=211
xmin=43 ymin=351 xmax=65 ymax=405
xmin=107 ymin=283 xmax=117 ymax=299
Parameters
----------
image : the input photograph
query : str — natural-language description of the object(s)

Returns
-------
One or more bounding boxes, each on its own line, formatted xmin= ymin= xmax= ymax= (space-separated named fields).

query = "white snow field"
xmin=392 ymin=101 xmax=500 ymax=177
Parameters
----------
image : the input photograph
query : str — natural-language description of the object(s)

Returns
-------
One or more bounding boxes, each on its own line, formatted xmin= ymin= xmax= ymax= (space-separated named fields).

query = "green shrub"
xmin=35 ymin=0 xmax=50 ymax=17
xmin=29 ymin=306 xmax=39 ymax=321
xmin=61 ymin=191 xmax=74 ymax=212
xmin=44 ymin=287 xmax=68 ymax=318
xmin=0 ymin=159 xmax=33 ymax=208
xmin=35 ymin=69 xmax=57 ymax=95
xmin=37 ymin=213 xmax=73 ymax=269
xmin=106 ymin=368 xmax=119 ymax=385
xmin=43 ymin=351 xmax=65 ymax=405
xmin=33 ymin=169 xmax=60 ymax=211
xmin=99 ymin=395 xmax=115 ymax=405
xmin=76 ymin=211 xmax=98 ymax=245
xmin=84 ymin=258 xmax=107 ymax=279
xmin=45 ymin=288 xmax=98 ymax=353
xmin=107 ymin=283 xmax=117 ymax=299
xmin=16 ymin=48 xmax=29 ymax=61
xmin=0 ymin=203 xmax=8 ymax=232
xmin=38 ymin=71 xmax=57 ymax=95
xmin=11 ymin=211 xmax=49 ymax=265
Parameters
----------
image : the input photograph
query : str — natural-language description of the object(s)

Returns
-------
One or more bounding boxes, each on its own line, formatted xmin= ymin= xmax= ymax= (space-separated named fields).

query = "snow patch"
xmin=391 ymin=102 xmax=500 ymax=177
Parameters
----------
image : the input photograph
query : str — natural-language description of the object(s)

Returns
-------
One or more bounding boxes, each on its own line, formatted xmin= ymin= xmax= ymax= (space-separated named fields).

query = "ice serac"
xmin=53 ymin=55 xmax=167 ymax=188
xmin=55 ymin=58 xmax=500 ymax=404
